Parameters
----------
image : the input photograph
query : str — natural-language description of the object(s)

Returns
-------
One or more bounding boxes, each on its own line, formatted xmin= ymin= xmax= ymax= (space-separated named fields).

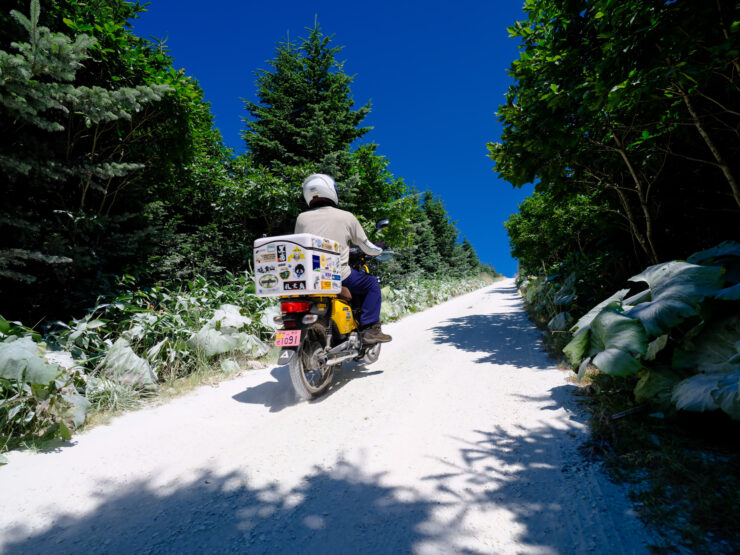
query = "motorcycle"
xmin=273 ymin=220 xmax=393 ymax=400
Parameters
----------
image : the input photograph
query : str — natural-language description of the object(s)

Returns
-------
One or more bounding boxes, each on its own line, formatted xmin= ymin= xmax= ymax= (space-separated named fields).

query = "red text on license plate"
xmin=275 ymin=330 xmax=301 ymax=347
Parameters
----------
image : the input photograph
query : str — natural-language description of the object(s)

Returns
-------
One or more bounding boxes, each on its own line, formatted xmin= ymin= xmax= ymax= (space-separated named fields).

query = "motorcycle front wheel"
xmin=289 ymin=323 xmax=337 ymax=400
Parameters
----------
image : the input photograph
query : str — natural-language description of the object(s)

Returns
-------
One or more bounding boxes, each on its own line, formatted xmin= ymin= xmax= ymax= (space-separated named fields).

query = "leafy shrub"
xmin=1 ymin=272 xmax=277 ymax=455
xmin=564 ymin=241 xmax=740 ymax=419
xmin=0 ymin=320 xmax=88 ymax=456
xmin=380 ymin=275 xmax=491 ymax=321
xmin=51 ymin=272 xmax=276 ymax=381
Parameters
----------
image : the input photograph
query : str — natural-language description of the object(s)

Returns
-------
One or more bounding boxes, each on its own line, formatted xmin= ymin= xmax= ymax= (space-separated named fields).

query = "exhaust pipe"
xmin=325 ymin=350 xmax=360 ymax=365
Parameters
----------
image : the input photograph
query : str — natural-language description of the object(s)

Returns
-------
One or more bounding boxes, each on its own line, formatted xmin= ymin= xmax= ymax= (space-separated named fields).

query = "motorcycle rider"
xmin=295 ymin=173 xmax=392 ymax=344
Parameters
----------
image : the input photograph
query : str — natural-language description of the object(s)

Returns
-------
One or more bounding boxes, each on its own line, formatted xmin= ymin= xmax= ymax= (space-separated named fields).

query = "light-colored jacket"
xmin=295 ymin=206 xmax=382 ymax=280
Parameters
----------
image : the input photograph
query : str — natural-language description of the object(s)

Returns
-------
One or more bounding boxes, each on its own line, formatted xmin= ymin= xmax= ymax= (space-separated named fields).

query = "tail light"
xmin=281 ymin=301 xmax=310 ymax=314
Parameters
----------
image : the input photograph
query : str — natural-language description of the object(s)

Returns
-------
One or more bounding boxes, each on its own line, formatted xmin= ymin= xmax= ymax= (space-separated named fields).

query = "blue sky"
xmin=133 ymin=1 xmax=534 ymax=276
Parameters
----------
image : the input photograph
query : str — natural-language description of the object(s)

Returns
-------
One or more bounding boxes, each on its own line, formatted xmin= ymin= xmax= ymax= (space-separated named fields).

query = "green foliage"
xmin=564 ymin=241 xmax=740 ymax=420
xmin=1 ymin=271 xmax=278 ymax=453
xmin=505 ymin=189 xmax=618 ymax=277
xmin=494 ymin=0 xmax=740 ymax=294
xmin=380 ymin=275 xmax=492 ymax=322
xmin=0 ymin=325 xmax=83 ymax=452
xmin=243 ymin=24 xmax=371 ymax=168
xmin=0 ymin=0 xmax=216 ymax=322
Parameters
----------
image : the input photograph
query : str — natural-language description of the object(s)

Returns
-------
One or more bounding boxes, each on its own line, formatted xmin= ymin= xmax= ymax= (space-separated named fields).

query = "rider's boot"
xmin=362 ymin=322 xmax=392 ymax=344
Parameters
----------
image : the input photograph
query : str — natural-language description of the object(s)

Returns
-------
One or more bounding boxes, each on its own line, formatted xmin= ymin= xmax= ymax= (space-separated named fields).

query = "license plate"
xmin=275 ymin=330 xmax=301 ymax=347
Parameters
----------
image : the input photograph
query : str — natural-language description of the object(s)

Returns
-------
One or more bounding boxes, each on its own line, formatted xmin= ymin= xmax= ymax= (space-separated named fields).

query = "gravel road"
xmin=0 ymin=278 xmax=654 ymax=554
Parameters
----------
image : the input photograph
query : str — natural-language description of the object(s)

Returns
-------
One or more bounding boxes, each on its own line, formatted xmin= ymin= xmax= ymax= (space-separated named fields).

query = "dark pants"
xmin=342 ymin=268 xmax=381 ymax=327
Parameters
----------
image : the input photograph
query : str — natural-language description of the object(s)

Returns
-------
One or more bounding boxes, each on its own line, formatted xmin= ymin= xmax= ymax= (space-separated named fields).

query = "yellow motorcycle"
xmin=272 ymin=221 xmax=392 ymax=400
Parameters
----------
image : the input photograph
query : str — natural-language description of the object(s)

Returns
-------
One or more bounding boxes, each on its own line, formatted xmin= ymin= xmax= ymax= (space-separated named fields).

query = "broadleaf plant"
xmin=563 ymin=241 xmax=740 ymax=419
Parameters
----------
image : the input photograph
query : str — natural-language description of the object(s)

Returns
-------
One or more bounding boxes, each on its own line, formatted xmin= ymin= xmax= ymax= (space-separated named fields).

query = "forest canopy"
xmin=491 ymin=0 xmax=739 ymax=289
xmin=0 ymin=0 xmax=485 ymax=324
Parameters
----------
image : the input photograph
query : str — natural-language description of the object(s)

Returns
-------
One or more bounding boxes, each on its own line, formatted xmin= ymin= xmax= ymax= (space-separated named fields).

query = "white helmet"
xmin=302 ymin=173 xmax=338 ymax=206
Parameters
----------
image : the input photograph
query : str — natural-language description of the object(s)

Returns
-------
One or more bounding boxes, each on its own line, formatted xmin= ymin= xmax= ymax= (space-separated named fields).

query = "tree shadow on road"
xmin=429 ymin=312 xmax=545 ymax=368
xmin=232 ymin=364 xmax=384 ymax=412
xmin=3 ymin=385 xmax=649 ymax=554
xmin=3 ymin=462 xmax=447 ymax=555
xmin=421 ymin=400 xmax=651 ymax=553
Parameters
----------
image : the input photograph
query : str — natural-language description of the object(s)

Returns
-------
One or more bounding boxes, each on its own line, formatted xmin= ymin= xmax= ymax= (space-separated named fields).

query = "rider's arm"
xmin=349 ymin=215 xmax=383 ymax=256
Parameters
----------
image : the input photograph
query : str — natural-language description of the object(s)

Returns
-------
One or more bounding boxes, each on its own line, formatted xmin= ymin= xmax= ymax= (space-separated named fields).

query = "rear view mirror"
xmin=375 ymin=219 xmax=390 ymax=231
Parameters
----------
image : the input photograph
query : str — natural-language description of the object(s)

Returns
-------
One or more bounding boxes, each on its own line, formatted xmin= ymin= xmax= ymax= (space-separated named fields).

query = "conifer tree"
xmin=422 ymin=191 xmax=459 ymax=261
xmin=243 ymin=24 xmax=371 ymax=168
xmin=462 ymin=238 xmax=480 ymax=270
xmin=0 ymin=0 xmax=171 ymax=318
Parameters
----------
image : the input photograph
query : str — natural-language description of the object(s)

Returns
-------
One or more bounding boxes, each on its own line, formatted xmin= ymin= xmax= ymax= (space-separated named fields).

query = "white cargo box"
xmin=253 ymin=233 xmax=342 ymax=297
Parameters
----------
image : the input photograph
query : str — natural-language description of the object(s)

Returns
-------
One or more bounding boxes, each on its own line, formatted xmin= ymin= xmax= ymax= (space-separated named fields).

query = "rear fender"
xmin=278 ymin=348 xmax=297 ymax=365
xmin=276 ymin=317 xmax=328 ymax=365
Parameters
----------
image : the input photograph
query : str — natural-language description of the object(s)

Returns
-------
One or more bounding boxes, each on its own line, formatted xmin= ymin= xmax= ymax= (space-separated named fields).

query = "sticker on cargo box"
xmin=283 ymin=281 xmax=306 ymax=291
xmin=259 ymin=274 xmax=279 ymax=289
xmin=267 ymin=245 xmax=276 ymax=253
xmin=312 ymin=255 xmax=320 ymax=270
xmin=291 ymin=246 xmax=304 ymax=261
xmin=257 ymin=265 xmax=276 ymax=274
xmin=321 ymin=281 xmax=333 ymax=290
xmin=261 ymin=253 xmax=276 ymax=263
xmin=279 ymin=269 xmax=291 ymax=280
xmin=321 ymin=239 xmax=333 ymax=251
xmin=332 ymin=274 xmax=341 ymax=281
xmin=295 ymin=264 xmax=305 ymax=277
xmin=320 ymin=254 xmax=327 ymax=267
xmin=277 ymin=245 xmax=287 ymax=262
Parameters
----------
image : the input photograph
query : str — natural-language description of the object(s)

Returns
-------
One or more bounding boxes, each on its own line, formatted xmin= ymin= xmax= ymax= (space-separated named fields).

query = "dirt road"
xmin=0 ymin=279 xmax=653 ymax=554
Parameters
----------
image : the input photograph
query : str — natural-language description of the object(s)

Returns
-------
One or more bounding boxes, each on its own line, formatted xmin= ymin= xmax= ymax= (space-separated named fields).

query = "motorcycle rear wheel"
xmin=289 ymin=323 xmax=337 ymax=400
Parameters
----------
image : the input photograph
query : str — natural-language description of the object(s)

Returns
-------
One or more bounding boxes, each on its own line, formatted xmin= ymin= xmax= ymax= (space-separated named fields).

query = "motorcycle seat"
xmin=340 ymin=286 xmax=352 ymax=301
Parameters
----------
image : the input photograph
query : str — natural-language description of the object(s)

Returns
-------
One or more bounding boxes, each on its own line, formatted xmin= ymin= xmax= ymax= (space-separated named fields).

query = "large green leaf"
xmin=102 ymin=338 xmax=157 ymax=387
xmin=687 ymin=240 xmax=740 ymax=265
xmin=563 ymin=328 xmax=589 ymax=366
xmin=210 ymin=304 xmax=252 ymax=331
xmin=590 ymin=310 xmax=648 ymax=356
xmin=625 ymin=261 xmax=725 ymax=336
xmin=592 ymin=348 xmax=642 ymax=376
xmin=672 ymin=373 xmax=725 ymax=412
xmin=715 ymin=283 xmax=740 ymax=301
xmin=569 ymin=288 xmax=630 ymax=333
xmin=622 ymin=288 xmax=651 ymax=307
xmin=62 ymin=392 xmax=91 ymax=428
xmin=634 ymin=368 xmax=681 ymax=408
xmin=687 ymin=240 xmax=740 ymax=285
xmin=673 ymin=314 xmax=740 ymax=374
xmin=644 ymin=334 xmax=669 ymax=361
xmin=0 ymin=336 xmax=60 ymax=385
xmin=712 ymin=371 xmax=740 ymax=421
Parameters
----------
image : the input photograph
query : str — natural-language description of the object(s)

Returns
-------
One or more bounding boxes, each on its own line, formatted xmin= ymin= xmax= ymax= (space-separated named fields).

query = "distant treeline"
xmin=0 ymin=0 xmax=488 ymax=325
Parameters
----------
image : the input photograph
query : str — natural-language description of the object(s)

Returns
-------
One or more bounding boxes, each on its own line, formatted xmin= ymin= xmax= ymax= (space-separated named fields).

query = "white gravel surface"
xmin=0 ymin=279 xmax=654 ymax=554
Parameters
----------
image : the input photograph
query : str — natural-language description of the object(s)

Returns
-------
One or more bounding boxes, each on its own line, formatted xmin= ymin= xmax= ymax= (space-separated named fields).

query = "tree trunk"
xmin=677 ymin=83 xmax=740 ymax=209
xmin=609 ymin=132 xmax=660 ymax=264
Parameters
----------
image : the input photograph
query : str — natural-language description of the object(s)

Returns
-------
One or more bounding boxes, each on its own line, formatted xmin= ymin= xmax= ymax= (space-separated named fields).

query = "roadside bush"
xmin=1 ymin=272 xmax=278 ymax=456
xmin=0 ymin=321 xmax=88 ymax=457
xmin=380 ymin=274 xmax=492 ymax=321
xmin=564 ymin=241 xmax=740 ymax=420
